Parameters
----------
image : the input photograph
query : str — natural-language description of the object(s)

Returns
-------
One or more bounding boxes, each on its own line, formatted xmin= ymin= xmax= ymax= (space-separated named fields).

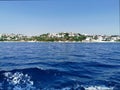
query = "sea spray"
xmin=3 ymin=72 xmax=35 ymax=90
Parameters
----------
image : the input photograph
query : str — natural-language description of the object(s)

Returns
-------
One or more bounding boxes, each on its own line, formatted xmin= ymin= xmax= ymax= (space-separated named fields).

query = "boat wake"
xmin=0 ymin=68 xmax=118 ymax=90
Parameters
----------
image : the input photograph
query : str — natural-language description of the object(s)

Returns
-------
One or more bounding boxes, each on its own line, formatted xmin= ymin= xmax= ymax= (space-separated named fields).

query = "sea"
xmin=0 ymin=42 xmax=120 ymax=90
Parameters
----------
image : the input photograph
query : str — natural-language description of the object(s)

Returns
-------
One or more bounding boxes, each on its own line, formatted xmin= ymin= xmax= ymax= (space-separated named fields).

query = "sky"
xmin=0 ymin=0 xmax=119 ymax=35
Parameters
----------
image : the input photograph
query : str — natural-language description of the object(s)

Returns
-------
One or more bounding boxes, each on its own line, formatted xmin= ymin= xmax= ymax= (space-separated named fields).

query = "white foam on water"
xmin=60 ymin=85 xmax=114 ymax=90
xmin=61 ymin=87 xmax=71 ymax=90
xmin=3 ymin=72 xmax=35 ymax=90
xmin=2 ymin=72 xmax=115 ymax=90
xmin=85 ymin=86 xmax=114 ymax=90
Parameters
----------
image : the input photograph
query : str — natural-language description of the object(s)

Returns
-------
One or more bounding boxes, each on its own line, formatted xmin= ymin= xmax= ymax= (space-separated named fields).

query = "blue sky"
xmin=0 ymin=0 xmax=119 ymax=35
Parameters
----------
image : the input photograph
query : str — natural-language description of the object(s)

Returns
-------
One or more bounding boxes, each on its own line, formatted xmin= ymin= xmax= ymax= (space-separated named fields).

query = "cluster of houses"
xmin=0 ymin=33 xmax=27 ymax=41
xmin=47 ymin=32 xmax=81 ymax=38
xmin=45 ymin=32 xmax=120 ymax=42
xmin=83 ymin=34 xmax=120 ymax=42
xmin=0 ymin=33 xmax=120 ymax=42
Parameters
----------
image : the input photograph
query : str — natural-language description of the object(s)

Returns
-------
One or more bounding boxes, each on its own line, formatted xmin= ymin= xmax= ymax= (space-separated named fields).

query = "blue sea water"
xmin=0 ymin=42 xmax=120 ymax=90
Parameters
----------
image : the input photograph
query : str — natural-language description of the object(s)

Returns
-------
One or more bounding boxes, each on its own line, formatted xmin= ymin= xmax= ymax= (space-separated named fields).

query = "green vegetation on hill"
xmin=0 ymin=33 xmax=86 ymax=42
xmin=1 ymin=33 xmax=119 ymax=42
xmin=116 ymin=39 xmax=120 ymax=42
xmin=31 ymin=33 xmax=86 ymax=42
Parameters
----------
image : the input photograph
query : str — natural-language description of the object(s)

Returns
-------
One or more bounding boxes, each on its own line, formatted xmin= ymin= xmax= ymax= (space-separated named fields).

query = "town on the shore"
xmin=0 ymin=32 xmax=120 ymax=42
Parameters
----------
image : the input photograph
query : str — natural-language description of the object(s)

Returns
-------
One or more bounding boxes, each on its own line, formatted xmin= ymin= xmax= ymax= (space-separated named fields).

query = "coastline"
xmin=0 ymin=41 xmax=119 ymax=43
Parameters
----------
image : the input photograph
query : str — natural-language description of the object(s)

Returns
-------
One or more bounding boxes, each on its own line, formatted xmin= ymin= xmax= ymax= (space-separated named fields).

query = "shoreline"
xmin=0 ymin=41 xmax=119 ymax=43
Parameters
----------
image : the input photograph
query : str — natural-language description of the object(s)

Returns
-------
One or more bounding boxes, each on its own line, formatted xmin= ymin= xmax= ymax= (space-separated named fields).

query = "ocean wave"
xmin=84 ymin=86 xmax=113 ymax=90
xmin=0 ymin=68 xmax=119 ymax=90
xmin=0 ymin=68 xmax=64 ymax=90
xmin=1 ymin=71 xmax=35 ymax=90
xmin=61 ymin=86 xmax=114 ymax=90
